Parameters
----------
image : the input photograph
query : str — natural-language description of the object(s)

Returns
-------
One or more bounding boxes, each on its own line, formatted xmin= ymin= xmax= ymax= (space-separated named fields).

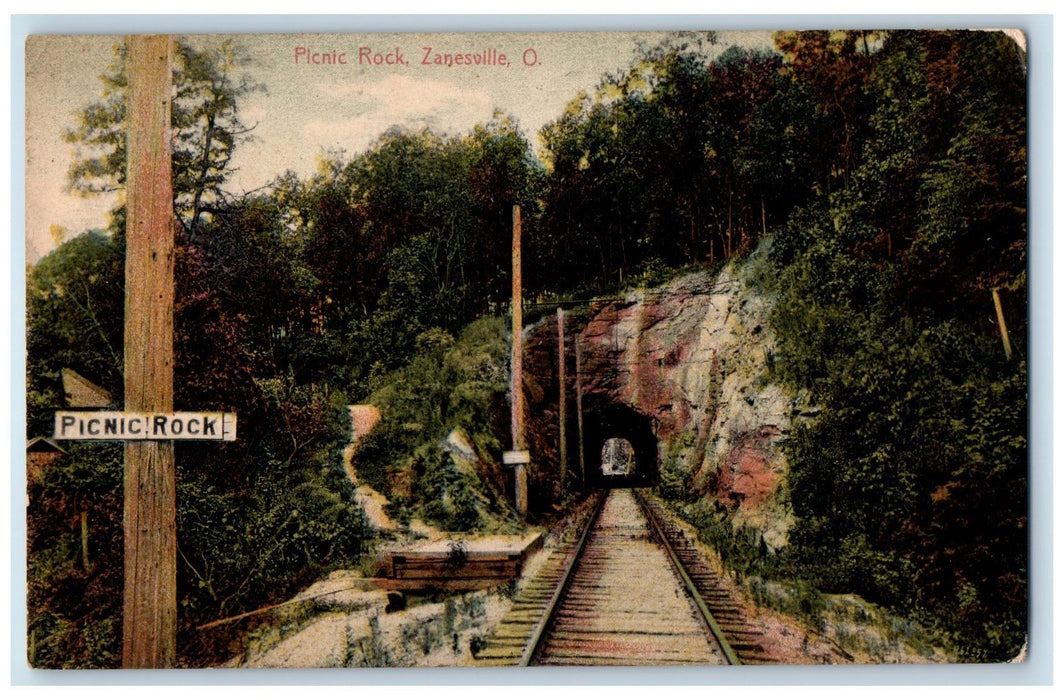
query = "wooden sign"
xmin=54 ymin=411 xmax=237 ymax=442
xmin=502 ymin=450 xmax=530 ymax=465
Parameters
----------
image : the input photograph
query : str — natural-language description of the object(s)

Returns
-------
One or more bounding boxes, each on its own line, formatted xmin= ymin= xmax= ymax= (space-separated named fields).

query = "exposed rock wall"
xmin=527 ymin=242 xmax=798 ymax=547
xmin=239 ymin=573 xmax=512 ymax=668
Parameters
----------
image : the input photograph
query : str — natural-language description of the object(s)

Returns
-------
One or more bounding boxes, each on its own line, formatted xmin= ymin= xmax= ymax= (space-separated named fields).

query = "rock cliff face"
xmin=526 ymin=243 xmax=799 ymax=548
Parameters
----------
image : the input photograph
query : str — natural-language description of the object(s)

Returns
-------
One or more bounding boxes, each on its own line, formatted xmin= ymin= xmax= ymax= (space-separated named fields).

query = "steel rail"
xmin=634 ymin=489 xmax=743 ymax=666
xmin=517 ymin=490 xmax=607 ymax=667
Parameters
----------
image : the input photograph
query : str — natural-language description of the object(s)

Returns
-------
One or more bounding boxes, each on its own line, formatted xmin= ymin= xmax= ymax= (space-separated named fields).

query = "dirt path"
xmin=342 ymin=405 xmax=397 ymax=531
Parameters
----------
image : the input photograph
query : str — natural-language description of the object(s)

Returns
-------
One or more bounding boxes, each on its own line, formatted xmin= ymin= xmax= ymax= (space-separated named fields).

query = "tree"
xmin=900 ymin=31 xmax=1027 ymax=333
xmin=26 ymin=231 xmax=125 ymax=435
xmin=773 ymin=30 xmax=882 ymax=188
xmin=535 ymin=35 xmax=809 ymax=291
xmin=296 ymin=119 xmax=544 ymax=388
xmin=64 ymin=38 xmax=261 ymax=239
xmin=769 ymin=30 xmax=1027 ymax=661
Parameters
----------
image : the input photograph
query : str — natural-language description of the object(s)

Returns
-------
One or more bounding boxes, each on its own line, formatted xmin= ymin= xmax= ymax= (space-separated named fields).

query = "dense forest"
xmin=26 ymin=30 xmax=1027 ymax=666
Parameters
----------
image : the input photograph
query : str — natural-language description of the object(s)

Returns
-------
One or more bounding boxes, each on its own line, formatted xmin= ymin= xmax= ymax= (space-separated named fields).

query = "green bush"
xmin=352 ymin=317 xmax=514 ymax=531
xmin=764 ymin=40 xmax=1027 ymax=656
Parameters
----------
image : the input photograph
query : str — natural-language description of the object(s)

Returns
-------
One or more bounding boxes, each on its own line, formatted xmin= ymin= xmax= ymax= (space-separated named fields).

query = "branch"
xmin=216 ymin=511 xmax=299 ymax=614
xmin=178 ymin=545 xmax=217 ymax=602
xmin=69 ymin=280 xmax=122 ymax=374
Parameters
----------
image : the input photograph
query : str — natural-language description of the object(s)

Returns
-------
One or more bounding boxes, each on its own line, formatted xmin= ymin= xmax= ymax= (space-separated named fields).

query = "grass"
xmin=669 ymin=496 xmax=952 ymax=662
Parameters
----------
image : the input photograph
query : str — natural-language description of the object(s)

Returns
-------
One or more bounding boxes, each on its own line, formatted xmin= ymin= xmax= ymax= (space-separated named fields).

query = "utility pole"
xmin=575 ymin=336 xmax=586 ymax=488
xmin=992 ymin=288 xmax=1013 ymax=361
xmin=510 ymin=205 xmax=528 ymax=516
xmin=123 ymin=34 xmax=176 ymax=668
xmin=556 ymin=307 xmax=567 ymax=496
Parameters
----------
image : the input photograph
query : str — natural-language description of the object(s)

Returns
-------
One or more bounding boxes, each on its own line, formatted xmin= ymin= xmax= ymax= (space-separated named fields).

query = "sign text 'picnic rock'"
xmin=54 ymin=411 xmax=237 ymax=442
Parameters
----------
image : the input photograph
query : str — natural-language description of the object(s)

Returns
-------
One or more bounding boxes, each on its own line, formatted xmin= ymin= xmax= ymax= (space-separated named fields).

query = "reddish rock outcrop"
xmin=705 ymin=426 xmax=784 ymax=511
xmin=524 ymin=243 xmax=799 ymax=547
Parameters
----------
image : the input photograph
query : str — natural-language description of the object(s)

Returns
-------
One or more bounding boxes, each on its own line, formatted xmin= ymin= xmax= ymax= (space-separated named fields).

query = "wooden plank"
xmin=377 ymin=577 xmax=517 ymax=592
xmin=503 ymin=450 xmax=530 ymax=465
xmin=393 ymin=563 xmax=519 ymax=580
xmin=389 ymin=551 xmax=522 ymax=561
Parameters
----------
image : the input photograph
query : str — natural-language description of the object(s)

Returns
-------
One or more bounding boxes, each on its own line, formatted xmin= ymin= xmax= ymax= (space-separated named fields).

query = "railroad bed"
xmin=474 ymin=488 xmax=775 ymax=666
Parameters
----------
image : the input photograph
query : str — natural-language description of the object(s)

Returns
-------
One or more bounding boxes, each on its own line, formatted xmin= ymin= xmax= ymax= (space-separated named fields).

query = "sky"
xmin=24 ymin=30 xmax=775 ymax=263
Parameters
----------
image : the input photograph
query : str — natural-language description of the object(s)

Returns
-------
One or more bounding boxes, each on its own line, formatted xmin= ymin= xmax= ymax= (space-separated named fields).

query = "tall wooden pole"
xmin=992 ymin=288 xmax=1013 ymax=361
xmin=511 ymin=205 xmax=527 ymax=516
xmin=575 ymin=336 xmax=586 ymax=488
xmin=80 ymin=511 xmax=90 ymax=573
xmin=123 ymin=34 xmax=176 ymax=668
xmin=556 ymin=307 xmax=567 ymax=496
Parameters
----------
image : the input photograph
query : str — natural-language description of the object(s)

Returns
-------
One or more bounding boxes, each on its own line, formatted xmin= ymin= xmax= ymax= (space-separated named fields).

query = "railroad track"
xmin=474 ymin=488 xmax=775 ymax=666
xmin=635 ymin=491 xmax=777 ymax=664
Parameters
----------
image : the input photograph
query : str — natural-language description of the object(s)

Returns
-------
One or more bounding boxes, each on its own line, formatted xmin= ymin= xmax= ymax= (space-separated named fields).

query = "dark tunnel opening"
xmin=581 ymin=399 xmax=660 ymax=488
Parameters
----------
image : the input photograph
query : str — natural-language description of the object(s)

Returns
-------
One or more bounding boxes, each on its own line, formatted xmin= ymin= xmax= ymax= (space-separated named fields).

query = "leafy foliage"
xmin=26 ymin=231 xmax=125 ymax=435
xmin=64 ymin=38 xmax=261 ymax=238
xmin=532 ymin=39 xmax=827 ymax=294
xmin=27 ymin=444 xmax=123 ymax=668
xmin=354 ymin=318 xmax=515 ymax=530
xmin=767 ymin=31 xmax=1027 ymax=661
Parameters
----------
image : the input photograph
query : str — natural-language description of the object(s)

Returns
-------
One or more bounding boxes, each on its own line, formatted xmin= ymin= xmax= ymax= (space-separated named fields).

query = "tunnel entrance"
xmin=600 ymin=438 xmax=635 ymax=476
xmin=582 ymin=399 xmax=659 ymax=488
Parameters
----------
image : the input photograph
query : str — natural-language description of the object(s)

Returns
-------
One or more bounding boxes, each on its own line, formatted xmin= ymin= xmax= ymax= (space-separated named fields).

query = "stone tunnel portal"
xmin=581 ymin=399 xmax=659 ymax=488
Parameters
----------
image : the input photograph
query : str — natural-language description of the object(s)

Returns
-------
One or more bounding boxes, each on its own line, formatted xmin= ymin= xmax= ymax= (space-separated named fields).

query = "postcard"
xmin=24 ymin=28 xmax=1029 ymax=670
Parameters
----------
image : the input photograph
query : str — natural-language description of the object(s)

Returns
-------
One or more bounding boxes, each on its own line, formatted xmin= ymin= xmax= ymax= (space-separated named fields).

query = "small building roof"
xmin=26 ymin=436 xmax=67 ymax=454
